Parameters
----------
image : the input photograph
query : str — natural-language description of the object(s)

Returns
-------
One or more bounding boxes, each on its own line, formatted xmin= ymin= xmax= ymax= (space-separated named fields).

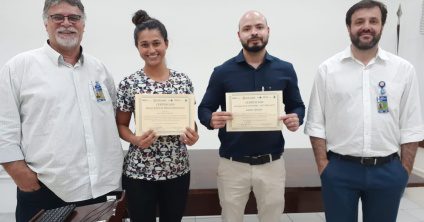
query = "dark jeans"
xmin=16 ymin=182 xmax=107 ymax=222
xmin=321 ymin=155 xmax=409 ymax=222
xmin=122 ymin=172 xmax=190 ymax=222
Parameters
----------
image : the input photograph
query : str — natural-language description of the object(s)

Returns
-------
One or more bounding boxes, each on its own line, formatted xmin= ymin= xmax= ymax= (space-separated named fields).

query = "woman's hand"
xmin=180 ymin=127 xmax=199 ymax=146
xmin=132 ymin=129 xmax=158 ymax=149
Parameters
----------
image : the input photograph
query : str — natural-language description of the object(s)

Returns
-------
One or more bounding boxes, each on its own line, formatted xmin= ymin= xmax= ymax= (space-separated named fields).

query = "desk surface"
xmin=66 ymin=201 xmax=116 ymax=222
xmin=189 ymin=148 xmax=424 ymax=189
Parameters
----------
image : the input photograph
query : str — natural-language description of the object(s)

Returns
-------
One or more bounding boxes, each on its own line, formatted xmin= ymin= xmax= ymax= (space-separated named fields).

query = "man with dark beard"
xmin=305 ymin=1 xmax=424 ymax=222
xmin=0 ymin=1 xmax=123 ymax=221
xmin=198 ymin=10 xmax=305 ymax=222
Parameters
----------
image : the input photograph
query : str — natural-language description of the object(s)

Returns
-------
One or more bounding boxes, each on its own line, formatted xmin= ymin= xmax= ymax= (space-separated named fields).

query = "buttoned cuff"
xmin=400 ymin=126 xmax=424 ymax=144
xmin=304 ymin=122 xmax=326 ymax=139
xmin=0 ymin=146 xmax=24 ymax=164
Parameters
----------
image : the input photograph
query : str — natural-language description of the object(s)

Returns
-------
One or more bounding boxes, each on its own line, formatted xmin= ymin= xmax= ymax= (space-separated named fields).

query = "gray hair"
xmin=42 ymin=0 xmax=86 ymax=23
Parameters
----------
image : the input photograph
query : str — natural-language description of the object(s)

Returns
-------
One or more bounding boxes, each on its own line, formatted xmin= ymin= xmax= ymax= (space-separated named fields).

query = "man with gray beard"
xmin=0 ymin=1 xmax=123 ymax=221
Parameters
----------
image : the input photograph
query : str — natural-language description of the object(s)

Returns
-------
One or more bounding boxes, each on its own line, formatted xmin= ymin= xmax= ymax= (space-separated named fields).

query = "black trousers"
xmin=122 ymin=172 xmax=190 ymax=222
xmin=16 ymin=182 xmax=107 ymax=222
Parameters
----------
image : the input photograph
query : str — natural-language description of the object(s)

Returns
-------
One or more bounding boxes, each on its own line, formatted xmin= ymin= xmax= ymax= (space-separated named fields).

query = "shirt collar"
xmin=375 ymin=48 xmax=389 ymax=61
xmin=43 ymin=40 xmax=84 ymax=66
xmin=235 ymin=50 xmax=274 ymax=64
xmin=340 ymin=45 xmax=389 ymax=62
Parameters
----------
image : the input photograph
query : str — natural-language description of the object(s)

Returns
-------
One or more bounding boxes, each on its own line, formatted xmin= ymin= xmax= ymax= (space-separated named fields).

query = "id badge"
xmin=377 ymin=96 xmax=389 ymax=113
xmin=92 ymin=81 xmax=106 ymax=102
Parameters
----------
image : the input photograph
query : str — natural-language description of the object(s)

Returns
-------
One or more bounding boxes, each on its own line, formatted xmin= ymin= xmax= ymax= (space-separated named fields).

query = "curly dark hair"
xmin=132 ymin=9 xmax=168 ymax=47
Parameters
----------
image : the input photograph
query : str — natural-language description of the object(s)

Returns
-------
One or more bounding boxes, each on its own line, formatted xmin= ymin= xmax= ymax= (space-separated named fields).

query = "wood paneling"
xmin=121 ymin=148 xmax=424 ymax=216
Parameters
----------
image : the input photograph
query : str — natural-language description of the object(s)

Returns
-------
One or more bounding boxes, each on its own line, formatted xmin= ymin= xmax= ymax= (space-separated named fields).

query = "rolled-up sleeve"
xmin=0 ymin=63 xmax=24 ymax=163
xmin=399 ymin=65 xmax=424 ymax=144
xmin=304 ymin=67 xmax=327 ymax=139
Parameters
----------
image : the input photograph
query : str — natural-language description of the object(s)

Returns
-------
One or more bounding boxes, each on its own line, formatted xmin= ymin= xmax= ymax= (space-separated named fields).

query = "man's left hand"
xmin=402 ymin=164 xmax=413 ymax=175
xmin=280 ymin=113 xmax=300 ymax=132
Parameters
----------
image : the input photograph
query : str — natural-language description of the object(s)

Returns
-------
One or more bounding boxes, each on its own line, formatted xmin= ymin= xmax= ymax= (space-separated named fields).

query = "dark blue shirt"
xmin=198 ymin=51 xmax=305 ymax=158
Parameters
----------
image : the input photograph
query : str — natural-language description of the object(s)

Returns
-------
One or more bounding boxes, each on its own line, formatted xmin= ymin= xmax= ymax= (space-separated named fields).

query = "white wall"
xmin=398 ymin=0 xmax=424 ymax=176
xmin=0 ymin=0 xmax=402 ymax=150
xmin=0 ymin=169 xmax=16 ymax=213
xmin=2 ymin=0 xmax=424 ymax=215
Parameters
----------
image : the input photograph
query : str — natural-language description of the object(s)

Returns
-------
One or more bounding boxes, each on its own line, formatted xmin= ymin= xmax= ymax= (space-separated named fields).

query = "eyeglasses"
xmin=48 ymin=14 xmax=82 ymax=23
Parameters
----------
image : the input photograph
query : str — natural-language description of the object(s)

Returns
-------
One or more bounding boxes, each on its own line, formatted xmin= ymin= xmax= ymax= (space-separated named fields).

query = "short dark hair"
xmin=346 ymin=0 xmax=387 ymax=26
xmin=132 ymin=9 xmax=168 ymax=47
xmin=43 ymin=0 xmax=85 ymax=22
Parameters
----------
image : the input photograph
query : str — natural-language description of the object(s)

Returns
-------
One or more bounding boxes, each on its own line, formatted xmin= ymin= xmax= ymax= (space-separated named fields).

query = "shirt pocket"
xmin=88 ymin=80 xmax=111 ymax=103
xmin=384 ymin=81 xmax=404 ymax=113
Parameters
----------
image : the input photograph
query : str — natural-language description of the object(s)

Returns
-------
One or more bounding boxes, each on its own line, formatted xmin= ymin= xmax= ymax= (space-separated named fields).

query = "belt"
xmin=224 ymin=153 xmax=281 ymax=165
xmin=328 ymin=151 xmax=399 ymax=166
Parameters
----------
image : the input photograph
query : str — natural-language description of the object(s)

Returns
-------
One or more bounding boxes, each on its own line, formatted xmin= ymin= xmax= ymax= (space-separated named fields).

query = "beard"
xmin=350 ymin=30 xmax=381 ymax=50
xmin=54 ymin=27 xmax=80 ymax=49
xmin=241 ymin=37 xmax=268 ymax=52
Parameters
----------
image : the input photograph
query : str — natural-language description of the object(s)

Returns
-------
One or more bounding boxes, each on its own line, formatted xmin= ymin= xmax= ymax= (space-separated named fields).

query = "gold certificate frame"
xmin=135 ymin=94 xmax=195 ymax=136
xmin=225 ymin=91 xmax=284 ymax=132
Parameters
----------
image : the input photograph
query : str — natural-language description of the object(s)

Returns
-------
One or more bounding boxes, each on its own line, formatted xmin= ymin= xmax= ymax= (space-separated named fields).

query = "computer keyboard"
xmin=36 ymin=204 xmax=76 ymax=222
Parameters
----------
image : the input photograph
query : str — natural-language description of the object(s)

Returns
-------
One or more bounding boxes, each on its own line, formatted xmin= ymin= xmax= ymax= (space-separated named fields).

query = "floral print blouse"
xmin=117 ymin=69 xmax=194 ymax=180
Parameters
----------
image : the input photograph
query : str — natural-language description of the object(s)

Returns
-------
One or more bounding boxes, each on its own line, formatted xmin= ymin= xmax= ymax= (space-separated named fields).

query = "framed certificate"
xmin=225 ymin=91 xmax=284 ymax=132
xmin=135 ymin=94 xmax=195 ymax=136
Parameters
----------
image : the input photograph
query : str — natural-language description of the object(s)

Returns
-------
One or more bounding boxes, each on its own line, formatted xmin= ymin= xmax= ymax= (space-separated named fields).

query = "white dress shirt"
xmin=305 ymin=46 xmax=424 ymax=157
xmin=0 ymin=43 xmax=123 ymax=202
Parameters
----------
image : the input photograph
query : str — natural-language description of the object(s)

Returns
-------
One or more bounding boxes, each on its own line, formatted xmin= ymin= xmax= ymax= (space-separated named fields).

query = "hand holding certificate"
xmin=135 ymin=94 xmax=195 ymax=136
xmin=225 ymin=91 xmax=284 ymax=132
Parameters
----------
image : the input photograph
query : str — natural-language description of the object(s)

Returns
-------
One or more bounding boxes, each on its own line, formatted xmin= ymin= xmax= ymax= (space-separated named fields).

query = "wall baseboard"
xmin=184 ymin=187 xmax=323 ymax=216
